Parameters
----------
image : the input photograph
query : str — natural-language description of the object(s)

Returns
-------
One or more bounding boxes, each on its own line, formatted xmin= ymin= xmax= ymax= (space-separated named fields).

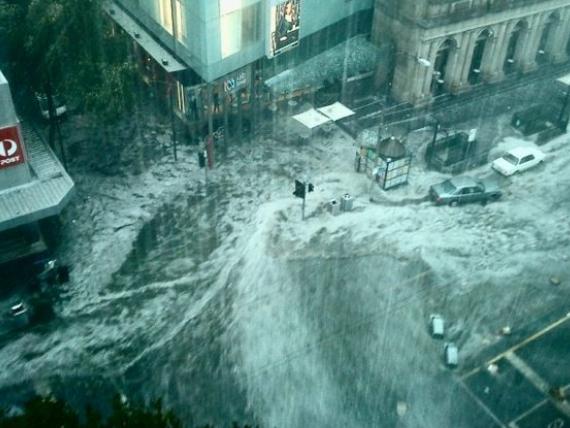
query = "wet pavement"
xmin=0 ymin=104 xmax=569 ymax=428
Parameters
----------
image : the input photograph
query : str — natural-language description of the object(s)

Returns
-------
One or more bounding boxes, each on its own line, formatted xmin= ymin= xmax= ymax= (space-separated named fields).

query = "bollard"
xmin=329 ymin=199 xmax=340 ymax=216
xmin=341 ymin=193 xmax=353 ymax=212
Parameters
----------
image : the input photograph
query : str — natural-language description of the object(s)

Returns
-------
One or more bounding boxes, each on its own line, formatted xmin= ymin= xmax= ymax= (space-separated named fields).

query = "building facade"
xmin=107 ymin=0 xmax=374 ymax=123
xmin=372 ymin=0 xmax=570 ymax=104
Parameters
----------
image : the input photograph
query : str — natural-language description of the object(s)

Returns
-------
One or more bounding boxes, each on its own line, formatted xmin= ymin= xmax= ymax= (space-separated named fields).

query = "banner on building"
xmin=269 ymin=0 xmax=300 ymax=57
xmin=0 ymin=125 xmax=25 ymax=170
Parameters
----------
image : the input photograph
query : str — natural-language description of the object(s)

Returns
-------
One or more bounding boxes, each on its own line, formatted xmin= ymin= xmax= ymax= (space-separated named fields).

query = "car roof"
xmin=449 ymin=176 xmax=478 ymax=187
xmin=508 ymin=146 xmax=539 ymax=158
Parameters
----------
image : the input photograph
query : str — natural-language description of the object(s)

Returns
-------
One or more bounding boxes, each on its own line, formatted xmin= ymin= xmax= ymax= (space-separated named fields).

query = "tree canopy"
xmin=0 ymin=395 xmax=181 ymax=428
xmin=0 ymin=0 xmax=137 ymax=122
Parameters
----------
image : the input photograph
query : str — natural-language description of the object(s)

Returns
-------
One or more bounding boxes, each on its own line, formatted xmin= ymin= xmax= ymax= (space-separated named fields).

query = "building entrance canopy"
xmin=317 ymin=102 xmax=355 ymax=121
xmin=292 ymin=109 xmax=331 ymax=129
xmin=104 ymin=1 xmax=186 ymax=73
xmin=293 ymin=102 xmax=355 ymax=130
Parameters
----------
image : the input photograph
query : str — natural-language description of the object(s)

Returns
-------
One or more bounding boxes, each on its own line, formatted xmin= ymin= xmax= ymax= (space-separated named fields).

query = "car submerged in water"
xmin=429 ymin=176 xmax=502 ymax=206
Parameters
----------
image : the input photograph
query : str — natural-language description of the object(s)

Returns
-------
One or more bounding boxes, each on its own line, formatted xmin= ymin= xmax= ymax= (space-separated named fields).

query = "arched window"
xmin=468 ymin=30 xmax=491 ymax=84
xmin=536 ymin=13 xmax=560 ymax=64
xmin=431 ymin=39 xmax=456 ymax=96
xmin=504 ymin=21 xmax=527 ymax=74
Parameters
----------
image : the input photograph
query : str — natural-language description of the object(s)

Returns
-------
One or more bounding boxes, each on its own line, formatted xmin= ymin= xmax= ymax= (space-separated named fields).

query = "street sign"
xmin=224 ymin=78 xmax=236 ymax=93
xmin=0 ymin=125 xmax=25 ymax=170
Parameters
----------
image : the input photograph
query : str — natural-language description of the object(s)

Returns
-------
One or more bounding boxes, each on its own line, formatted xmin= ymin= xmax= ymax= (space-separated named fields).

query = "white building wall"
xmin=120 ymin=0 xmax=374 ymax=82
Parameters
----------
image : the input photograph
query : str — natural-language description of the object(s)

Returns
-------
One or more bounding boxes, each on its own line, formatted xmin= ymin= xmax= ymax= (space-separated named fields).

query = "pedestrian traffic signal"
xmin=293 ymin=180 xmax=305 ymax=199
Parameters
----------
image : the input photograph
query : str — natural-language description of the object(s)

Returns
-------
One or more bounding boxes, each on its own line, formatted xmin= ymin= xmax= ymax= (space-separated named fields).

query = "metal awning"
xmin=557 ymin=73 xmax=570 ymax=86
xmin=317 ymin=102 xmax=355 ymax=121
xmin=292 ymin=109 xmax=331 ymax=129
xmin=103 ymin=1 xmax=186 ymax=73
xmin=0 ymin=124 xmax=75 ymax=232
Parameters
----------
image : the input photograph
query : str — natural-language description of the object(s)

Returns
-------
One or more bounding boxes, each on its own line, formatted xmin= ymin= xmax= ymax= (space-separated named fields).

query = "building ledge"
xmin=103 ymin=0 xmax=187 ymax=74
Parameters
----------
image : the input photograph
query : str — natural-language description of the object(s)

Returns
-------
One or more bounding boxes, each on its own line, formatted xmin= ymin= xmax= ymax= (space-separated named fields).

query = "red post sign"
xmin=0 ymin=125 xmax=25 ymax=170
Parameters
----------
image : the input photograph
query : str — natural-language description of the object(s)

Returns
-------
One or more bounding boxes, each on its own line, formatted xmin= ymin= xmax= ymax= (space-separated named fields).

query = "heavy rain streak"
xmin=0 ymin=0 xmax=569 ymax=427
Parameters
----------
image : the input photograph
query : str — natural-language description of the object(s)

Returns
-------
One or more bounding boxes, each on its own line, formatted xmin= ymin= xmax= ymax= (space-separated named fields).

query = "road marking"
xmin=488 ymin=314 xmax=570 ymax=365
xmin=456 ymin=377 xmax=507 ymax=428
xmin=509 ymin=399 xmax=547 ymax=426
xmin=461 ymin=312 xmax=570 ymax=381
xmin=505 ymin=351 xmax=570 ymax=419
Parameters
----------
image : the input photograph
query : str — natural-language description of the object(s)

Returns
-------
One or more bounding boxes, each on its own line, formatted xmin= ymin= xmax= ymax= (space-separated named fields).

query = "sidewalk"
xmin=341 ymin=61 xmax=570 ymax=138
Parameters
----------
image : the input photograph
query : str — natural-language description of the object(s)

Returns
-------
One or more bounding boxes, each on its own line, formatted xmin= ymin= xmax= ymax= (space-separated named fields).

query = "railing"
xmin=421 ymin=0 xmax=553 ymax=26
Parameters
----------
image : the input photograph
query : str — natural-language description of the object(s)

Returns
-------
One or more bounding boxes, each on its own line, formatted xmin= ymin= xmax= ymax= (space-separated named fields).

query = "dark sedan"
xmin=429 ymin=176 xmax=502 ymax=206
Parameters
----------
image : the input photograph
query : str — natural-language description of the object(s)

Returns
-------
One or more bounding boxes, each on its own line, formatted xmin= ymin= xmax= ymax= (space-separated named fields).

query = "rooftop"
xmin=0 ymin=123 xmax=75 ymax=232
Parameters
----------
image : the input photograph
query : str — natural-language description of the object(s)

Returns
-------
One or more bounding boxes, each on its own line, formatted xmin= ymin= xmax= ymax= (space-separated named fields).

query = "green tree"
xmin=0 ymin=0 xmax=137 ymax=122
xmin=0 ymin=394 xmax=182 ymax=428
xmin=0 ymin=396 xmax=81 ymax=428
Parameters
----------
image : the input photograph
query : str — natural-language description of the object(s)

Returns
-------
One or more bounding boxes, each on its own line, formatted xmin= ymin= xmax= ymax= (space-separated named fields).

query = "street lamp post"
xmin=426 ymin=118 xmax=439 ymax=167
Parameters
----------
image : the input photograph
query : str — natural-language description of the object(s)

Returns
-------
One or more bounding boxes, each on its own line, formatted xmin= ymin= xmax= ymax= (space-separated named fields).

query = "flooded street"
xmin=1 ymin=123 xmax=570 ymax=426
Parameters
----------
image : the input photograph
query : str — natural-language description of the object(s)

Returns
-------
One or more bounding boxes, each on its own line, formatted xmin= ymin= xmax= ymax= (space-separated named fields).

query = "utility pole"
xmin=301 ymin=185 xmax=306 ymax=220
xmin=427 ymin=119 xmax=440 ymax=167
xmin=168 ymin=84 xmax=178 ymax=161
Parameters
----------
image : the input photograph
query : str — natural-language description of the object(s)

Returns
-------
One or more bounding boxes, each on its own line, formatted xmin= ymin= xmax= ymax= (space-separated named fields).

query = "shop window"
xmin=158 ymin=0 xmax=173 ymax=34
xmin=176 ymin=80 xmax=186 ymax=113
xmin=157 ymin=0 xmax=186 ymax=44
xmin=175 ymin=0 xmax=187 ymax=44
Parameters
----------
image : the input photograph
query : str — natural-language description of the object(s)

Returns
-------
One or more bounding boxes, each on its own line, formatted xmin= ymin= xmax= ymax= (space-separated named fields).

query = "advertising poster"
xmin=0 ymin=125 xmax=25 ymax=170
xmin=270 ymin=0 xmax=300 ymax=57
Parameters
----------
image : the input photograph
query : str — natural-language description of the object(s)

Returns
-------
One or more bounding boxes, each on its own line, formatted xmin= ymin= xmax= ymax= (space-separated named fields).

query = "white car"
xmin=444 ymin=342 xmax=458 ymax=368
xmin=491 ymin=146 xmax=545 ymax=176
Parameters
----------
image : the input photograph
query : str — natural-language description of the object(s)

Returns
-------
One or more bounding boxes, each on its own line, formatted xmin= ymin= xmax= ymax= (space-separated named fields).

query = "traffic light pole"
xmin=302 ymin=185 xmax=306 ymax=221
xmin=293 ymin=179 xmax=313 ymax=221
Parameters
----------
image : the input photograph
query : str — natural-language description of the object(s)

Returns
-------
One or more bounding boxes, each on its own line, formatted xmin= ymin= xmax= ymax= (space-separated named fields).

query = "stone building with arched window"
xmin=372 ymin=0 xmax=570 ymax=104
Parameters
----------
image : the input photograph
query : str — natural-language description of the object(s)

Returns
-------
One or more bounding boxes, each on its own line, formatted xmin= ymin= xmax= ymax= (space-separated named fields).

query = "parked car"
xmin=491 ymin=146 xmax=545 ymax=176
xmin=444 ymin=342 xmax=459 ymax=368
xmin=429 ymin=176 xmax=502 ymax=206
xmin=35 ymin=93 xmax=67 ymax=120
xmin=429 ymin=314 xmax=445 ymax=339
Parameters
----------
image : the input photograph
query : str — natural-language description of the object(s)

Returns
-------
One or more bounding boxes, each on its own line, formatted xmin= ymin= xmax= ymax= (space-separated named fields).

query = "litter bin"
xmin=329 ymin=199 xmax=340 ymax=216
xmin=340 ymin=194 xmax=353 ymax=212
